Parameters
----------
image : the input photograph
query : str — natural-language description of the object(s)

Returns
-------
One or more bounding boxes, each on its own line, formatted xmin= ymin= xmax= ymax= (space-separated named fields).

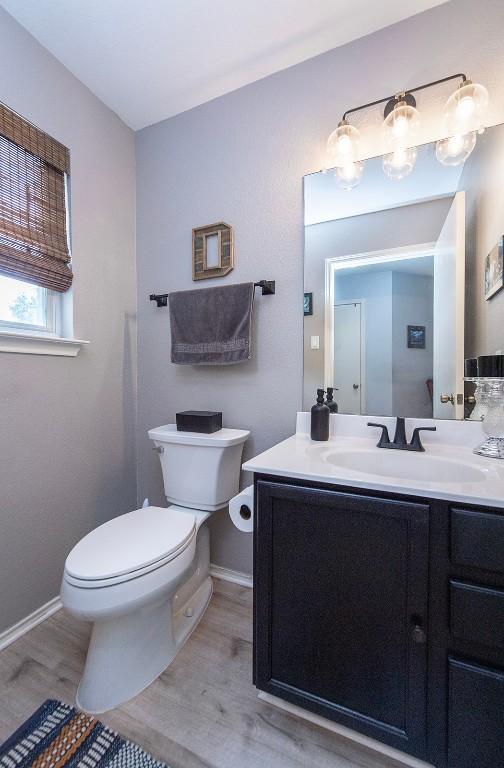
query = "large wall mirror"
xmin=303 ymin=123 xmax=504 ymax=420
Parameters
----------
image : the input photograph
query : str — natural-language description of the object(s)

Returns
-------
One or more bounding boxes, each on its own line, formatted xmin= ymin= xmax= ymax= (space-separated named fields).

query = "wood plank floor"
xmin=0 ymin=580 xmax=408 ymax=768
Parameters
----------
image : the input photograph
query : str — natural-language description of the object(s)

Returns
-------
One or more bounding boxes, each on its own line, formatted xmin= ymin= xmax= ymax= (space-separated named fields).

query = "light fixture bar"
xmin=341 ymin=73 xmax=467 ymax=122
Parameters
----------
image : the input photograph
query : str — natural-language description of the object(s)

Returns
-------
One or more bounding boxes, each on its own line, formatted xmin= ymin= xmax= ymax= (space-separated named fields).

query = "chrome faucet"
xmin=367 ymin=417 xmax=436 ymax=452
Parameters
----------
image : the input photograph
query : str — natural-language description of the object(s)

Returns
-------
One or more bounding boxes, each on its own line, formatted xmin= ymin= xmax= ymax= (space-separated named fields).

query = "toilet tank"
xmin=148 ymin=424 xmax=250 ymax=512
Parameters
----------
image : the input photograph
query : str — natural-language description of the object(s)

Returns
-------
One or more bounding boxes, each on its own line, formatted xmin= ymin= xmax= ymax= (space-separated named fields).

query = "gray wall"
xmin=392 ymin=273 xmax=434 ymax=418
xmin=334 ymin=271 xmax=394 ymax=416
xmin=331 ymin=270 xmax=433 ymax=418
xmin=136 ymin=0 xmax=504 ymax=577
xmin=462 ymin=123 xmax=504 ymax=357
xmin=0 ymin=9 xmax=137 ymax=632
xmin=304 ymin=198 xmax=450 ymax=407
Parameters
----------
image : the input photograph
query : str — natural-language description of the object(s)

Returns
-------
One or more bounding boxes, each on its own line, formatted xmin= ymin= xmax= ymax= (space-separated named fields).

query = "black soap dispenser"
xmin=311 ymin=389 xmax=330 ymax=441
xmin=325 ymin=387 xmax=338 ymax=413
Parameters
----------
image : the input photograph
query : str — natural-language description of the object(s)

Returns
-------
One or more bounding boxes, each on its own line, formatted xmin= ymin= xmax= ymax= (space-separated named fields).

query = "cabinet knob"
xmin=412 ymin=624 xmax=427 ymax=644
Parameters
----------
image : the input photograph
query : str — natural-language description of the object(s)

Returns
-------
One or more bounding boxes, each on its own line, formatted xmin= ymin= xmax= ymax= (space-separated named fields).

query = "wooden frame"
xmin=484 ymin=236 xmax=504 ymax=300
xmin=192 ymin=221 xmax=234 ymax=281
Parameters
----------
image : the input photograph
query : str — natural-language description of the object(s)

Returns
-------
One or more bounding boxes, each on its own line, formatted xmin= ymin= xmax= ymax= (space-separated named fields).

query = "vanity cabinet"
xmin=253 ymin=476 xmax=504 ymax=768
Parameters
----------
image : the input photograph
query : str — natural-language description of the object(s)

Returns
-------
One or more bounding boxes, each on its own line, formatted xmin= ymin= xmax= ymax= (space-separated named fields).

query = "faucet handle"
xmin=409 ymin=426 xmax=437 ymax=452
xmin=367 ymin=422 xmax=391 ymax=448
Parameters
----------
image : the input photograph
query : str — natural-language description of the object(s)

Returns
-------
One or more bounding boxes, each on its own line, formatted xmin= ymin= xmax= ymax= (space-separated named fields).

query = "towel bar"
xmin=149 ymin=280 xmax=275 ymax=307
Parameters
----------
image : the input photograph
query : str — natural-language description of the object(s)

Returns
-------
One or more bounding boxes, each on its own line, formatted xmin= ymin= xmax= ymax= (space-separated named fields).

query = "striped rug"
xmin=0 ymin=700 xmax=168 ymax=768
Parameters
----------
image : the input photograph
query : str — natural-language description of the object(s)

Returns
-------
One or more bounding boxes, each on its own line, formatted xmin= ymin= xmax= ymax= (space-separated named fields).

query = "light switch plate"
xmin=310 ymin=336 xmax=320 ymax=350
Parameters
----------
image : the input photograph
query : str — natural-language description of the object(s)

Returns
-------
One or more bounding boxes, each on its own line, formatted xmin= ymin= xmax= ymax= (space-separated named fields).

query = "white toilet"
xmin=61 ymin=423 xmax=249 ymax=713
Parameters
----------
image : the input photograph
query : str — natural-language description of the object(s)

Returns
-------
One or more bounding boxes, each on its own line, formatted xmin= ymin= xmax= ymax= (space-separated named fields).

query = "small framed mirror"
xmin=192 ymin=221 xmax=234 ymax=281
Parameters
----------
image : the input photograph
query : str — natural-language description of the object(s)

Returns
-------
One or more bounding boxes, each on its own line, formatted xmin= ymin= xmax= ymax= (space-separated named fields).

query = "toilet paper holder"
xmin=229 ymin=484 xmax=254 ymax=532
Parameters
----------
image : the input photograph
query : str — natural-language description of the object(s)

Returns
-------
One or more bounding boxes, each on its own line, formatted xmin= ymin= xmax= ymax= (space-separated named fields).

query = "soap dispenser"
xmin=325 ymin=387 xmax=338 ymax=413
xmin=311 ymin=389 xmax=330 ymax=441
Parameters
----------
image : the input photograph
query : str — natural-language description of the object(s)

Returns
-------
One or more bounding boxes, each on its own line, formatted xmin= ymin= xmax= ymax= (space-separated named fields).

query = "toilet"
xmin=60 ymin=423 xmax=249 ymax=713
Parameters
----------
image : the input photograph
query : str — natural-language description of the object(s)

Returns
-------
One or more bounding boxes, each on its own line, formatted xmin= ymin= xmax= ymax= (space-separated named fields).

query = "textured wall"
xmin=0 ymin=8 xmax=137 ymax=631
xmin=135 ymin=0 xmax=504 ymax=577
xmin=463 ymin=123 xmax=504 ymax=357
xmin=392 ymin=272 xmax=434 ymax=418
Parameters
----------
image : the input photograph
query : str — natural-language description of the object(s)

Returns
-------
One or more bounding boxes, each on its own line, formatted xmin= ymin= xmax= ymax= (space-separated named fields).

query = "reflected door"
xmin=433 ymin=192 xmax=465 ymax=419
xmin=334 ymin=302 xmax=362 ymax=414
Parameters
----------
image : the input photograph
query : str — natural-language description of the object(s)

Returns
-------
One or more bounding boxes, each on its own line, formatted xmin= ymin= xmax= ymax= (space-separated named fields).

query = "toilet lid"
xmin=65 ymin=506 xmax=196 ymax=581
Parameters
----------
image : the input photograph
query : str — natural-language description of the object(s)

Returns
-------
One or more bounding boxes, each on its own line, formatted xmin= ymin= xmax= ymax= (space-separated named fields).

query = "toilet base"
xmin=76 ymin=576 xmax=213 ymax=714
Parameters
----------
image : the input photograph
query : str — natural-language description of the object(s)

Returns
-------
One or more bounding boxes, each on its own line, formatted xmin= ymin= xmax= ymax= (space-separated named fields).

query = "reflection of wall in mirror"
xmin=303 ymin=198 xmax=451 ymax=409
xmin=332 ymin=270 xmax=434 ymax=419
xmin=461 ymin=124 xmax=504 ymax=356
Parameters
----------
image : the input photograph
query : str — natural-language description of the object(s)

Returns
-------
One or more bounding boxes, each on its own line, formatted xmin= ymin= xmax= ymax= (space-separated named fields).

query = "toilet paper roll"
xmin=229 ymin=485 xmax=254 ymax=533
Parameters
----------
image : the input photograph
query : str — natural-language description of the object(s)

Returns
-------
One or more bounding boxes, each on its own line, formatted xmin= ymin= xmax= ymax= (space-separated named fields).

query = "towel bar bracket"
xmin=254 ymin=280 xmax=275 ymax=295
xmin=149 ymin=293 xmax=168 ymax=308
xmin=149 ymin=280 xmax=275 ymax=307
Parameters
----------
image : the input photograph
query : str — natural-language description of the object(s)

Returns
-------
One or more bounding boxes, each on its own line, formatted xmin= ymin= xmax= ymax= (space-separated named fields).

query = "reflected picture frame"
xmin=407 ymin=325 xmax=426 ymax=349
xmin=485 ymin=236 xmax=504 ymax=300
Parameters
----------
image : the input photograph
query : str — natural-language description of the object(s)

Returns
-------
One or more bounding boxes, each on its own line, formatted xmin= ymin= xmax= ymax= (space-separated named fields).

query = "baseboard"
xmin=209 ymin=564 xmax=253 ymax=589
xmin=0 ymin=596 xmax=62 ymax=652
xmin=258 ymin=692 xmax=434 ymax=768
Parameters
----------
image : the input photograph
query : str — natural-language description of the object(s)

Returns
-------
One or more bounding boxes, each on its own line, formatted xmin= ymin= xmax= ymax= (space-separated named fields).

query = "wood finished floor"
xmin=0 ymin=579 xmax=407 ymax=768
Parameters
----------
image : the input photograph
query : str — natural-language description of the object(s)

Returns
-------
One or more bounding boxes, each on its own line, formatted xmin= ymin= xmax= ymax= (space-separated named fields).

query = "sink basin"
xmin=316 ymin=448 xmax=487 ymax=485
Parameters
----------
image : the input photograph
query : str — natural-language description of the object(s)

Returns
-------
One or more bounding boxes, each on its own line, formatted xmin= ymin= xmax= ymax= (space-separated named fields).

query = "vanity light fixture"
xmin=443 ymin=80 xmax=489 ymax=135
xmin=382 ymin=96 xmax=420 ymax=150
xmin=326 ymin=73 xmax=489 ymax=185
xmin=326 ymin=120 xmax=361 ymax=168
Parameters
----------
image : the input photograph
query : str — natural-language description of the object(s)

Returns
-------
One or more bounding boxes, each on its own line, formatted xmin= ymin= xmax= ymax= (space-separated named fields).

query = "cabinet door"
xmin=448 ymin=657 xmax=504 ymax=768
xmin=254 ymin=480 xmax=429 ymax=759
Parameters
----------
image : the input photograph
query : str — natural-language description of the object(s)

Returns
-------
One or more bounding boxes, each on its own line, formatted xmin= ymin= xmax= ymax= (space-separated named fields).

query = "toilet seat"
xmin=64 ymin=505 xmax=196 ymax=588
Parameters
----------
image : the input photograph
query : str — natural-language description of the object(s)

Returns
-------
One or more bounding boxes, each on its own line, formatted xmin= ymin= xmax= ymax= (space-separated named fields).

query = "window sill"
xmin=0 ymin=331 xmax=89 ymax=357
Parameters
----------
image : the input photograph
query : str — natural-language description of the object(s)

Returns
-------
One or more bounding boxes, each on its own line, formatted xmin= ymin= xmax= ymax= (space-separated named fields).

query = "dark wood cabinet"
xmin=254 ymin=480 xmax=429 ymax=758
xmin=253 ymin=475 xmax=504 ymax=768
xmin=448 ymin=657 xmax=504 ymax=768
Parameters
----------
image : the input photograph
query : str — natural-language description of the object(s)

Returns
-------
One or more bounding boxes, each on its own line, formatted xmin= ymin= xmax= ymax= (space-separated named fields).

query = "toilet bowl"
xmin=61 ymin=424 xmax=249 ymax=713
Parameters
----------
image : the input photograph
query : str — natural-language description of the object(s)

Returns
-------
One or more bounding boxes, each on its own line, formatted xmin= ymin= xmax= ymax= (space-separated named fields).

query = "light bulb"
xmin=436 ymin=131 xmax=476 ymax=166
xmin=383 ymin=146 xmax=417 ymax=179
xmin=392 ymin=114 xmax=409 ymax=139
xmin=326 ymin=120 xmax=361 ymax=168
xmin=335 ymin=160 xmax=364 ymax=190
xmin=456 ymin=96 xmax=475 ymax=123
xmin=444 ymin=80 xmax=489 ymax=133
xmin=383 ymin=100 xmax=420 ymax=150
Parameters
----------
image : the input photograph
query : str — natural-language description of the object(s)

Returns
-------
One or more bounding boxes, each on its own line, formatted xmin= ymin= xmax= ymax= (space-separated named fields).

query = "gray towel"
xmin=168 ymin=282 xmax=255 ymax=365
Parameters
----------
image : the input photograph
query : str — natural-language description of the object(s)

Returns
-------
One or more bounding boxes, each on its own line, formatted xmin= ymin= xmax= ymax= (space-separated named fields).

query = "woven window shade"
xmin=0 ymin=104 xmax=72 ymax=292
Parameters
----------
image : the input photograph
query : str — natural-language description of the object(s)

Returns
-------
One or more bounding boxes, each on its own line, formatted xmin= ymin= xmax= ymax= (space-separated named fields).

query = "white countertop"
xmin=242 ymin=413 xmax=504 ymax=508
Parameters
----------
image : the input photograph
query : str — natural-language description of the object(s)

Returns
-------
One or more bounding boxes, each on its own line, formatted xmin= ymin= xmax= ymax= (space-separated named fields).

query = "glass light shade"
xmin=326 ymin=121 xmax=361 ymax=167
xmin=383 ymin=100 xmax=420 ymax=149
xmin=444 ymin=81 xmax=489 ymax=134
xmin=436 ymin=131 xmax=476 ymax=166
xmin=335 ymin=160 xmax=364 ymax=190
xmin=382 ymin=146 xmax=417 ymax=180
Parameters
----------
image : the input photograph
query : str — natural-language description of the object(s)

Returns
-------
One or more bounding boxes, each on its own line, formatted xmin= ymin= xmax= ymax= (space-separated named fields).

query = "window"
xmin=0 ymin=274 xmax=58 ymax=334
xmin=0 ymin=103 xmax=71 ymax=337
